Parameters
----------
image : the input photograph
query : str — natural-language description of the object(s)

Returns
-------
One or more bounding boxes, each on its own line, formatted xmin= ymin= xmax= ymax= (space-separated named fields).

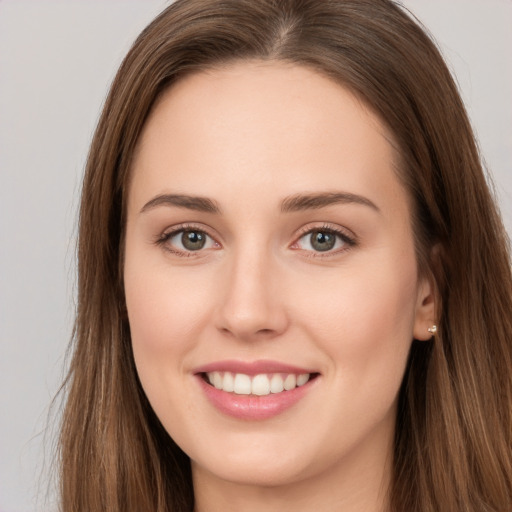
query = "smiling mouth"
xmin=202 ymin=371 xmax=319 ymax=396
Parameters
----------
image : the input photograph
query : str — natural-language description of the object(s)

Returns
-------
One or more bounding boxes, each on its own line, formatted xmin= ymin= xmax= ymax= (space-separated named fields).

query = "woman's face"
xmin=124 ymin=62 xmax=434 ymax=492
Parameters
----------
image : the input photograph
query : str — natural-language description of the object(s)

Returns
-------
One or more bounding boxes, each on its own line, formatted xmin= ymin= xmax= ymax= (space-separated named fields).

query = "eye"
xmin=293 ymin=226 xmax=355 ymax=255
xmin=174 ymin=230 xmax=210 ymax=251
xmin=157 ymin=227 xmax=219 ymax=255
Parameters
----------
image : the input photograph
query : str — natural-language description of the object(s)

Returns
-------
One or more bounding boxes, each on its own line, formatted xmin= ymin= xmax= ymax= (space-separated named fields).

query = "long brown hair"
xmin=59 ymin=1 xmax=512 ymax=510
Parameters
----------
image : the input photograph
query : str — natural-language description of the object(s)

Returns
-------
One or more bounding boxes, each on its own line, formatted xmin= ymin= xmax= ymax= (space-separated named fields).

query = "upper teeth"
xmin=206 ymin=372 xmax=310 ymax=396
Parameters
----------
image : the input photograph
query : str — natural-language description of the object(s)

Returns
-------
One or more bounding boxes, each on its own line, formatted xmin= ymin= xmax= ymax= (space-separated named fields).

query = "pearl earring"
xmin=427 ymin=324 xmax=437 ymax=335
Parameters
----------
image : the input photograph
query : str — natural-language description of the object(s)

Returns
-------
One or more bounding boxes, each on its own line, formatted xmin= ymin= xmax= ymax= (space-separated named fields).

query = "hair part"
xmin=59 ymin=1 xmax=512 ymax=510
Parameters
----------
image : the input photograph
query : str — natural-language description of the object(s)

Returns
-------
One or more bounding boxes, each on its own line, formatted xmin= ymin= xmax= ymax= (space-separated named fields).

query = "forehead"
xmin=129 ymin=61 xmax=406 ymax=217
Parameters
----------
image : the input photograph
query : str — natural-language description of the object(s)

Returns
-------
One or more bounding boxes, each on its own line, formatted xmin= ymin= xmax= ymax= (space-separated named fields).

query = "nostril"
xmin=256 ymin=328 xmax=274 ymax=335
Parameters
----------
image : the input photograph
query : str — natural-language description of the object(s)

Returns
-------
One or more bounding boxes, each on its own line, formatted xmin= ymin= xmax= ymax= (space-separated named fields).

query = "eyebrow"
xmin=280 ymin=192 xmax=380 ymax=213
xmin=140 ymin=191 xmax=379 ymax=215
xmin=140 ymin=194 xmax=221 ymax=214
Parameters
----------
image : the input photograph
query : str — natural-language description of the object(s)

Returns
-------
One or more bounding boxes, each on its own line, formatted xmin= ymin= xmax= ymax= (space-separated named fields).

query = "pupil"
xmin=311 ymin=231 xmax=335 ymax=251
xmin=182 ymin=231 xmax=206 ymax=250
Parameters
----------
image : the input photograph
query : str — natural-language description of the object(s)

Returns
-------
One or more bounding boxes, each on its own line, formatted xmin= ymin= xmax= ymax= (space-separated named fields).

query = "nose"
xmin=215 ymin=249 xmax=289 ymax=341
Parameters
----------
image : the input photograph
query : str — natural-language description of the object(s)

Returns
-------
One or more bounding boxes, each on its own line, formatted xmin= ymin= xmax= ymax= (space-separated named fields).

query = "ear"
xmin=413 ymin=276 xmax=437 ymax=341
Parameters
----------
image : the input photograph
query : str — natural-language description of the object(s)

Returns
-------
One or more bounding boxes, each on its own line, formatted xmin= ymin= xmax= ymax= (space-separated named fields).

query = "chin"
xmin=188 ymin=431 xmax=329 ymax=489
xmin=194 ymin=456 xmax=310 ymax=488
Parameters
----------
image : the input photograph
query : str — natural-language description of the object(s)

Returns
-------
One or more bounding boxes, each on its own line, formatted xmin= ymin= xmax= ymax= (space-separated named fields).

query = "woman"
xmin=59 ymin=0 xmax=512 ymax=510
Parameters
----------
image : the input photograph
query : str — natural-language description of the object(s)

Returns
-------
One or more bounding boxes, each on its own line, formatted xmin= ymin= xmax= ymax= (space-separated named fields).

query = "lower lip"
xmin=196 ymin=375 xmax=317 ymax=420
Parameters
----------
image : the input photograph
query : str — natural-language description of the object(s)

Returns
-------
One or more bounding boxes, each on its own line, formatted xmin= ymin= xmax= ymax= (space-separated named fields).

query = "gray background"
xmin=0 ymin=1 xmax=510 ymax=510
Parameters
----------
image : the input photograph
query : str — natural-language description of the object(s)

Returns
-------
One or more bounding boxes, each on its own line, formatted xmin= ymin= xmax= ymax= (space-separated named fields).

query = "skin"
xmin=124 ymin=61 xmax=435 ymax=512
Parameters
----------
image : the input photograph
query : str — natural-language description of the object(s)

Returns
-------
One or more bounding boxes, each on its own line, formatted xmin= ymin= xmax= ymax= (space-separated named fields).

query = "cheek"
xmin=125 ymin=257 xmax=211 ymax=351
xmin=293 ymin=250 xmax=418 ymax=393
xmin=123 ymin=247 xmax=217 ymax=408
xmin=125 ymin=273 xmax=186 ymax=357
xmin=123 ymin=251 xmax=218 ymax=434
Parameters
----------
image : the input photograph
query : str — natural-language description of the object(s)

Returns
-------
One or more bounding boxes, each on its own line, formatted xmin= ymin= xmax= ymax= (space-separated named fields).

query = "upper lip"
xmin=193 ymin=359 xmax=316 ymax=376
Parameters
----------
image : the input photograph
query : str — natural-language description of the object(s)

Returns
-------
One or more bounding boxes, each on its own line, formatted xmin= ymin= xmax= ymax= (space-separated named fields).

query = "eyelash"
xmin=292 ymin=224 xmax=357 ymax=257
xmin=154 ymin=223 xmax=357 ymax=258
xmin=154 ymin=223 xmax=218 ymax=257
